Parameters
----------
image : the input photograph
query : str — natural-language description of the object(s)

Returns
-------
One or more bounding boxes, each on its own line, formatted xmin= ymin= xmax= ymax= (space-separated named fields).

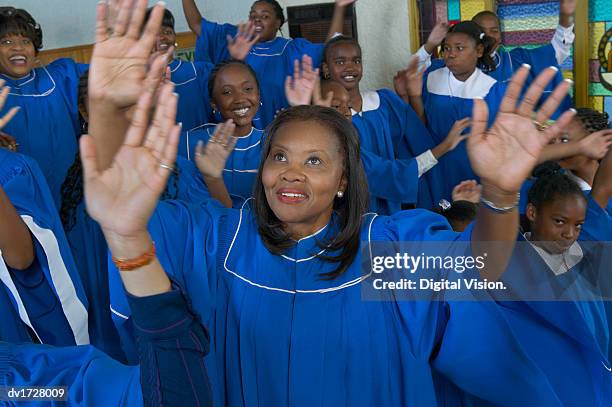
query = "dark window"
xmin=287 ymin=3 xmax=357 ymax=43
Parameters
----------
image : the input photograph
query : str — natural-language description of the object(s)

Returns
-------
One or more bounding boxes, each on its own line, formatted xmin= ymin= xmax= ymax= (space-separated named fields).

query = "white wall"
xmin=13 ymin=0 xmax=411 ymax=90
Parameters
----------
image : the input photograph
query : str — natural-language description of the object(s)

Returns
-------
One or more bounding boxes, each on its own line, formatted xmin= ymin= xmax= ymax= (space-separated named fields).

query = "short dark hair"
xmin=472 ymin=10 xmax=501 ymax=28
xmin=207 ymin=60 xmax=261 ymax=104
xmin=528 ymin=162 xmax=587 ymax=210
xmin=0 ymin=7 xmax=43 ymax=52
xmin=253 ymin=0 xmax=285 ymax=27
xmin=145 ymin=7 xmax=175 ymax=30
xmin=575 ymin=108 xmax=610 ymax=133
xmin=253 ymin=105 xmax=369 ymax=279
xmin=434 ymin=200 xmax=478 ymax=226
xmin=445 ymin=21 xmax=496 ymax=71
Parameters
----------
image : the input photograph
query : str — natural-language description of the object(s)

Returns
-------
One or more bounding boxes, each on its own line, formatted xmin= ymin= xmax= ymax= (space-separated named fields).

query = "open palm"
xmin=89 ymin=0 xmax=167 ymax=109
xmin=82 ymin=81 xmax=180 ymax=237
xmin=195 ymin=121 xmax=237 ymax=180
xmin=468 ymin=66 xmax=575 ymax=193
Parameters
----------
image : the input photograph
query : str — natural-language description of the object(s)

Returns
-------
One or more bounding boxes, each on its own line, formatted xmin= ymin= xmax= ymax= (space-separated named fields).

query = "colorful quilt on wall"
xmin=434 ymin=0 xmax=491 ymax=23
xmin=589 ymin=0 xmax=612 ymax=118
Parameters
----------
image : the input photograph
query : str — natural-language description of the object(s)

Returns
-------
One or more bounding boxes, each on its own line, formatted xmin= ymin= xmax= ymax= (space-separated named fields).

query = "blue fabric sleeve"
xmin=580 ymin=194 xmax=612 ymax=242
xmin=360 ymin=148 xmax=419 ymax=204
xmin=195 ymin=18 xmax=236 ymax=63
xmin=128 ymin=288 xmax=212 ymax=407
xmin=0 ymin=341 xmax=142 ymax=406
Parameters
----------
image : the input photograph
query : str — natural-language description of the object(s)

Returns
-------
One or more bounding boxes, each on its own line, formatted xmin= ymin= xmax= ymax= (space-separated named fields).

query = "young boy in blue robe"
xmin=0 ymin=7 xmax=88 ymax=207
xmin=181 ymin=0 xmax=355 ymax=128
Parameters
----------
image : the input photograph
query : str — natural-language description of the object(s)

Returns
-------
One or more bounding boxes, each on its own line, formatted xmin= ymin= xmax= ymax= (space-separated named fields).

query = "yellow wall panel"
xmin=460 ymin=0 xmax=487 ymax=20
xmin=590 ymin=96 xmax=604 ymax=111
xmin=590 ymin=22 xmax=605 ymax=60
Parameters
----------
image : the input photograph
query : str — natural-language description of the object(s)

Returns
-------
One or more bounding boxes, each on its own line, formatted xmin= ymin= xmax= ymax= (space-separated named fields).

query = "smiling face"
xmin=211 ymin=63 xmax=260 ymax=131
xmin=321 ymin=80 xmax=353 ymax=120
xmin=0 ymin=33 xmax=36 ymax=78
xmin=155 ymin=25 xmax=176 ymax=53
xmin=262 ymin=119 xmax=347 ymax=239
xmin=323 ymin=41 xmax=363 ymax=92
xmin=249 ymin=1 xmax=282 ymax=42
xmin=443 ymin=32 xmax=483 ymax=81
xmin=526 ymin=194 xmax=586 ymax=254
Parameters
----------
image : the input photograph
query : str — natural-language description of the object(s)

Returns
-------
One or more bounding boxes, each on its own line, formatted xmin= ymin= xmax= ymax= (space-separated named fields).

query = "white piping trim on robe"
xmin=0 ymin=252 xmax=43 ymax=343
xmin=22 ymin=215 xmax=89 ymax=344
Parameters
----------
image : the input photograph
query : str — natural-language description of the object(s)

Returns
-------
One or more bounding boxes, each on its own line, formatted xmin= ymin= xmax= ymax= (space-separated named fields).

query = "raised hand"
xmin=467 ymin=65 xmax=575 ymax=194
xmin=560 ymin=0 xmax=577 ymax=17
xmin=82 ymin=80 xmax=180 ymax=239
xmin=335 ymin=0 xmax=357 ymax=6
xmin=0 ymin=80 xmax=20 ymax=132
xmin=285 ymin=55 xmax=319 ymax=107
xmin=227 ymin=21 xmax=260 ymax=61
xmin=394 ymin=57 xmax=424 ymax=101
xmin=425 ymin=22 xmax=448 ymax=53
xmin=312 ymin=77 xmax=334 ymax=108
xmin=444 ymin=118 xmax=471 ymax=151
xmin=577 ymin=129 xmax=612 ymax=160
xmin=194 ymin=120 xmax=237 ymax=180
xmin=452 ymin=180 xmax=482 ymax=203
xmin=89 ymin=0 xmax=170 ymax=109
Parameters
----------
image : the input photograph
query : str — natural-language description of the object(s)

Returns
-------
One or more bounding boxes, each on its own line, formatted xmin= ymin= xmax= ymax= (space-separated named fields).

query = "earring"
xmin=336 ymin=191 xmax=344 ymax=198
xmin=174 ymin=42 xmax=178 ymax=47
xmin=324 ymin=72 xmax=330 ymax=80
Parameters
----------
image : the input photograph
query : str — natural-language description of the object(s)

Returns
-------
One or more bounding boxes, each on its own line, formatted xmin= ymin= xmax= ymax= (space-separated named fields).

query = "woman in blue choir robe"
xmin=181 ymin=0 xmax=354 ymax=128
xmin=0 ymin=8 xmax=88 ymax=207
xmin=0 ymin=147 xmax=89 ymax=347
xmin=86 ymin=49 xmax=580 ymax=404
xmin=1 ymin=286 xmax=212 ymax=407
xmin=321 ymin=36 xmax=445 ymax=210
xmin=179 ymin=60 xmax=265 ymax=208
xmin=146 ymin=7 xmax=215 ymax=131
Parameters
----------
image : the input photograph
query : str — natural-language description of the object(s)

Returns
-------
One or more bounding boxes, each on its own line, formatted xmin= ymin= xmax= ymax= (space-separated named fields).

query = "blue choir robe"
xmin=195 ymin=18 xmax=324 ymax=128
xmin=351 ymin=89 xmax=443 ymax=211
xmin=486 ymin=46 xmax=571 ymax=113
xmin=422 ymin=66 xmax=506 ymax=201
xmin=170 ymin=58 xmax=215 ymax=131
xmin=0 ymin=149 xmax=89 ymax=347
xmin=359 ymin=144 xmax=419 ymax=214
xmin=0 ymin=59 xmax=88 ymax=207
xmin=178 ymin=124 xmax=263 ymax=207
xmin=0 ymin=289 xmax=213 ymax=406
xmin=61 ymin=155 xmax=210 ymax=362
xmin=109 ymin=200 xmax=563 ymax=406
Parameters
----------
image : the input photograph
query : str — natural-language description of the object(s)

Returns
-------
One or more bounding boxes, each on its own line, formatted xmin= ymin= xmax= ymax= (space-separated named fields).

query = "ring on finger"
xmin=159 ymin=162 xmax=174 ymax=171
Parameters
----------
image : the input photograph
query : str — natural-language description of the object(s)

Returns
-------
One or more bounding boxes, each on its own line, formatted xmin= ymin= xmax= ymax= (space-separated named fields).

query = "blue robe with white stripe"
xmin=351 ymin=89 xmax=443 ymax=211
xmin=170 ymin=58 xmax=215 ymax=131
xmin=422 ymin=65 xmax=506 ymax=201
xmin=108 ymin=200 xmax=564 ymax=405
xmin=195 ymin=18 xmax=324 ymax=128
xmin=178 ymin=124 xmax=263 ymax=207
xmin=0 ymin=59 xmax=88 ymax=208
xmin=0 ymin=148 xmax=88 ymax=347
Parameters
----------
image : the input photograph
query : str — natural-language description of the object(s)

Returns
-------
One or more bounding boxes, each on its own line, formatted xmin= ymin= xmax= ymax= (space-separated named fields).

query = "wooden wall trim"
xmin=36 ymin=32 xmax=196 ymax=66
xmin=574 ymin=1 xmax=589 ymax=108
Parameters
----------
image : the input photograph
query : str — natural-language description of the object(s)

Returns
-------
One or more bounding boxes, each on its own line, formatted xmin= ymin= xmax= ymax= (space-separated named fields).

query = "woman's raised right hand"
xmin=81 ymin=80 xmax=180 ymax=239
